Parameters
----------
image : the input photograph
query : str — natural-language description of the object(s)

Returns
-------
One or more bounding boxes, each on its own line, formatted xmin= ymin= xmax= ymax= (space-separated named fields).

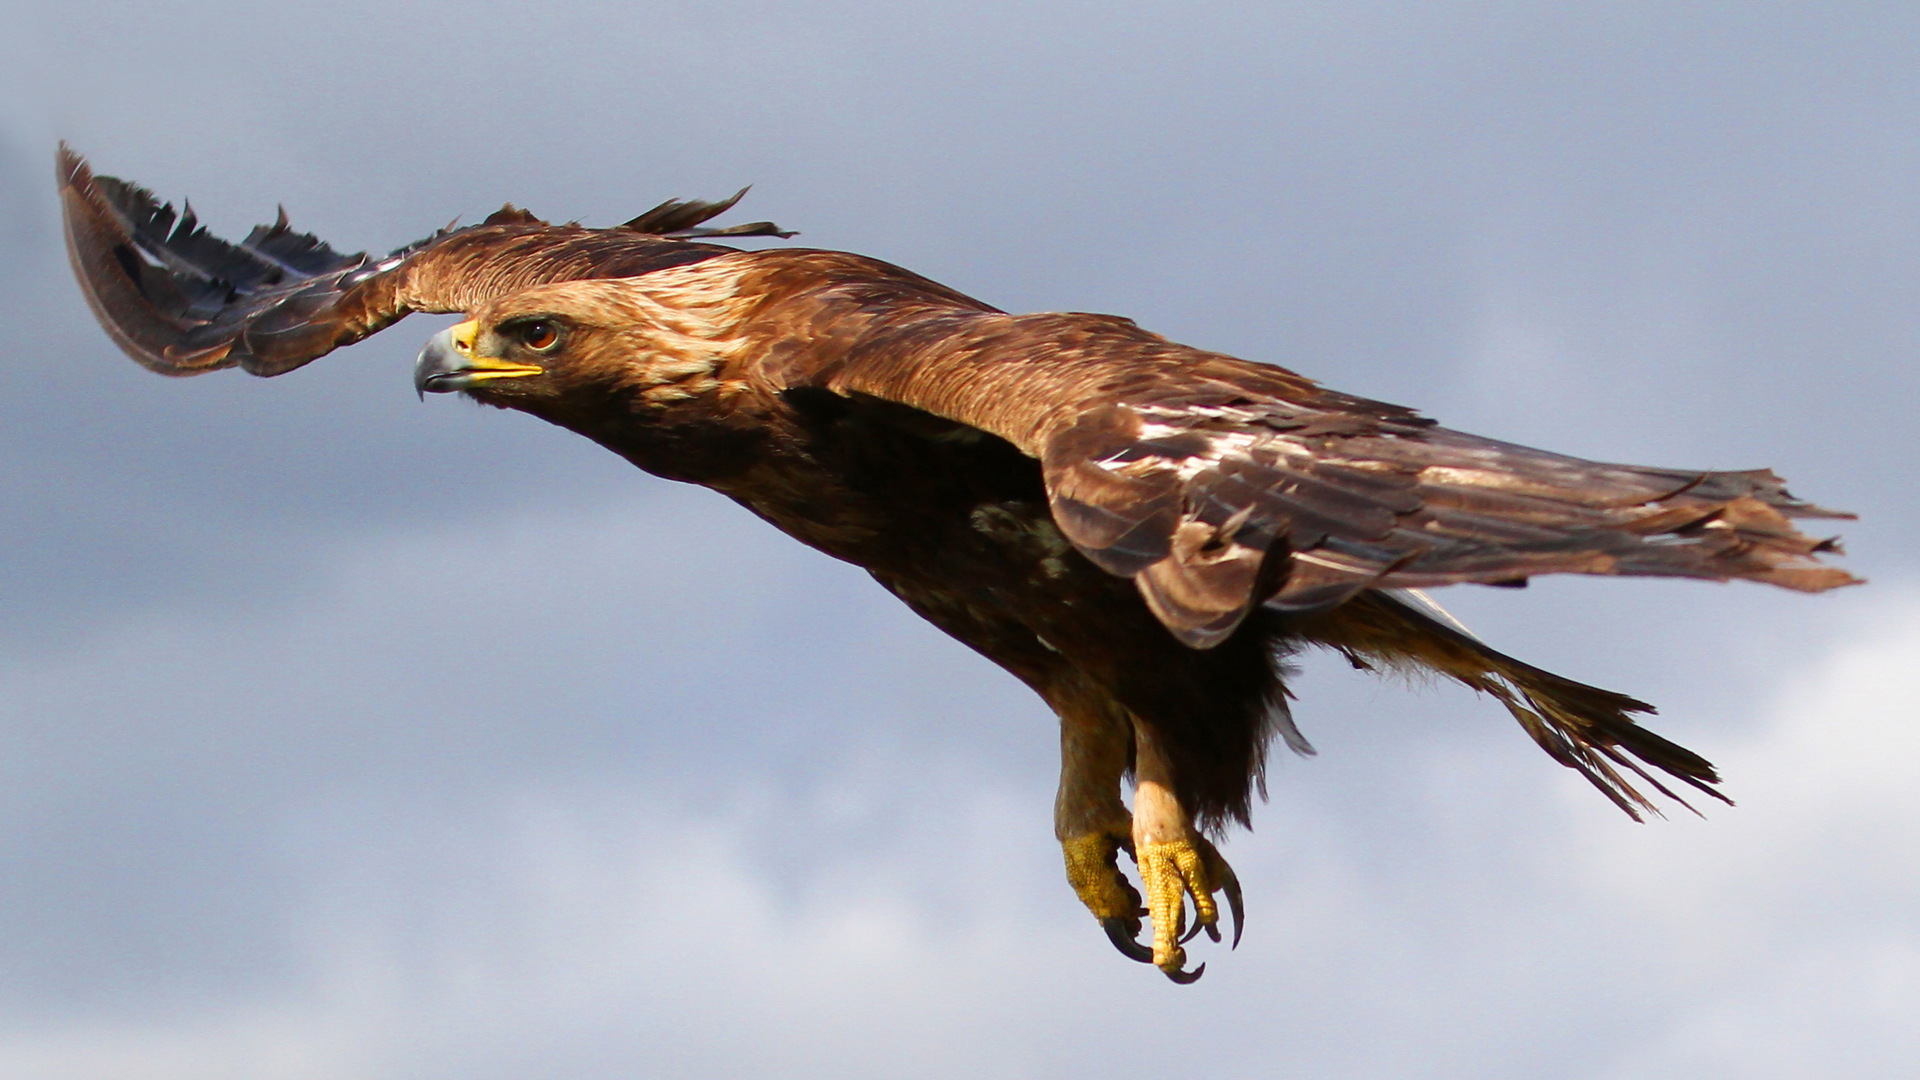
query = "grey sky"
xmin=3 ymin=3 xmax=1916 ymax=1077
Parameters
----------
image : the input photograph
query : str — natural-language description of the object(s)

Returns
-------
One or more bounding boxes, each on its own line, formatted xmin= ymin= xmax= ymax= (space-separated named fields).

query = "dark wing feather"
xmin=58 ymin=146 xmax=788 ymax=377
xmin=815 ymin=302 xmax=1856 ymax=647
xmin=621 ymin=187 xmax=798 ymax=239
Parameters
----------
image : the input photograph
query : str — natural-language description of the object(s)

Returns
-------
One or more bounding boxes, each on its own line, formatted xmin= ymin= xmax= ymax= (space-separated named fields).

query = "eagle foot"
xmin=1063 ymin=829 xmax=1243 ymax=981
xmin=1134 ymin=834 xmax=1243 ymax=983
xmin=1062 ymin=831 xmax=1151 ymax=964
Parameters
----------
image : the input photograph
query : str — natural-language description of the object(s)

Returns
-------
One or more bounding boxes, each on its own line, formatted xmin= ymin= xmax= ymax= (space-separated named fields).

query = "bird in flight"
xmin=58 ymin=147 xmax=1856 ymax=982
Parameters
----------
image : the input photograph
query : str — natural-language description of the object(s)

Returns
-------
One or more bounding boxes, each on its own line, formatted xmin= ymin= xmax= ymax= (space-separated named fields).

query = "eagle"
xmin=58 ymin=147 xmax=1857 ymax=982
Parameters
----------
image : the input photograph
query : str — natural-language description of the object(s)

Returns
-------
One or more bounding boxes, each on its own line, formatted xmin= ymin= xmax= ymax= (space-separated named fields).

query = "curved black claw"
xmin=1163 ymin=961 xmax=1206 ymax=985
xmin=1102 ymin=917 xmax=1155 ymax=964
xmin=1223 ymin=865 xmax=1245 ymax=949
xmin=1175 ymin=894 xmax=1225 ymax=945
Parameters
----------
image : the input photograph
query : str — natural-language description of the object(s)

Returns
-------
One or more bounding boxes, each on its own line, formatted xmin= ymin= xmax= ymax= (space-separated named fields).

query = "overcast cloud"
xmin=2 ymin=3 xmax=1916 ymax=1077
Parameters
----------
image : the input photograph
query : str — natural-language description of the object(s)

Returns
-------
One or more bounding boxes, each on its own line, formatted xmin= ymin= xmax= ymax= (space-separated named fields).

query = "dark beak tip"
xmin=413 ymin=329 xmax=462 ymax=399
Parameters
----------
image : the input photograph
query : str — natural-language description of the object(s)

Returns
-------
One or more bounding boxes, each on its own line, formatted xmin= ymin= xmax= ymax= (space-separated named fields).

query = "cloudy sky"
xmin=3 ymin=3 xmax=1916 ymax=1077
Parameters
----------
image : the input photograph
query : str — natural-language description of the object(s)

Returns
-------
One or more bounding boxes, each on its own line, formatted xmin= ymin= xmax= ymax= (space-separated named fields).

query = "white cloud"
xmin=1 ymin=490 xmax=1914 ymax=1078
xmin=1569 ymin=593 xmax=1920 ymax=1080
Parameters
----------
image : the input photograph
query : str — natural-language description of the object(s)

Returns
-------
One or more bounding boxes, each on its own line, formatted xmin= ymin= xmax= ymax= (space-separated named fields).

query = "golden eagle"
xmin=58 ymin=147 xmax=1856 ymax=982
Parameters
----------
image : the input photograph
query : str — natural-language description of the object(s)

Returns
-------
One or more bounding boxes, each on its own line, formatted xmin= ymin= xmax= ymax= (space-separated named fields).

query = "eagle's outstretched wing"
xmin=63 ymin=147 xmax=1854 ymax=655
xmin=57 ymin=146 xmax=791 ymax=377
xmin=812 ymin=306 xmax=1857 ymax=646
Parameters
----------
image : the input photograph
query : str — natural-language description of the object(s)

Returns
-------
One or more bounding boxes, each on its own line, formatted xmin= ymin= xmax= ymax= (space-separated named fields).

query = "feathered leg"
xmin=1045 ymin=669 xmax=1243 ymax=981
xmin=1046 ymin=674 xmax=1149 ymax=962
xmin=1129 ymin=715 xmax=1243 ymax=983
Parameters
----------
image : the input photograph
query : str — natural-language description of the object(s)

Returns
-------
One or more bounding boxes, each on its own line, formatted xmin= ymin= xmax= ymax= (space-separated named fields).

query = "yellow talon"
xmin=1062 ymin=832 xmax=1154 ymax=963
xmin=1062 ymin=832 xmax=1141 ymax=922
xmin=1134 ymin=835 xmax=1243 ymax=980
xmin=1137 ymin=840 xmax=1209 ymax=972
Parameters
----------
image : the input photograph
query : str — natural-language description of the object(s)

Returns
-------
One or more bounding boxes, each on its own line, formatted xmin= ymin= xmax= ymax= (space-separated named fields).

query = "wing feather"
xmin=58 ymin=146 xmax=789 ymax=377
xmin=811 ymin=298 xmax=1856 ymax=647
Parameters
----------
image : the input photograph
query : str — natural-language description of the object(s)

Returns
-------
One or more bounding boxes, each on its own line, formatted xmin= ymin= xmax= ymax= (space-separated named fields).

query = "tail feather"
xmin=1295 ymin=590 xmax=1726 ymax=818
xmin=1463 ymin=652 xmax=1726 ymax=819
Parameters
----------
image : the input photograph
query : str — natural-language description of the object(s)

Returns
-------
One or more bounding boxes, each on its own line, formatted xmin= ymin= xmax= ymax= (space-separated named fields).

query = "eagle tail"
xmin=1301 ymin=590 xmax=1726 ymax=819
xmin=1454 ymin=642 xmax=1726 ymax=820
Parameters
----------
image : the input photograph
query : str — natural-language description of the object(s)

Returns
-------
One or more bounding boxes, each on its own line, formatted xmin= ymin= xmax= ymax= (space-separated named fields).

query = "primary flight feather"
xmin=58 ymin=147 xmax=1857 ymax=982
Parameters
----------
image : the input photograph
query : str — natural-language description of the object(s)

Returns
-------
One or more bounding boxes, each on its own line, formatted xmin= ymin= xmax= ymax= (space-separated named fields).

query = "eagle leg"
xmin=1051 ymin=676 xmax=1150 ymax=963
xmin=1130 ymin=718 xmax=1241 ymax=983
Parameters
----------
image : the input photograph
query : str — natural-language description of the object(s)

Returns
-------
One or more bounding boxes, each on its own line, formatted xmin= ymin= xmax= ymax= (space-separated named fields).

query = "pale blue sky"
xmin=2 ymin=4 xmax=1916 ymax=1077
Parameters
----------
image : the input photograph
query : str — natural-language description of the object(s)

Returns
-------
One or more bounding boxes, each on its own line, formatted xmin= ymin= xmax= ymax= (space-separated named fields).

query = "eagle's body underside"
xmin=58 ymin=148 xmax=1858 ymax=981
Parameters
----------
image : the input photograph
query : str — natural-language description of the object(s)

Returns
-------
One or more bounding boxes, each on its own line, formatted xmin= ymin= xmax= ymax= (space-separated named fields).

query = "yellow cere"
xmin=451 ymin=319 xmax=545 ymax=380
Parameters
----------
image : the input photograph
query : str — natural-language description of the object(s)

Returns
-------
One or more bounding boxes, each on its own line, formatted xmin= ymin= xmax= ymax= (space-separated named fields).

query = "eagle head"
xmin=413 ymin=279 xmax=740 ymax=409
xmin=414 ymin=315 xmax=558 ymax=400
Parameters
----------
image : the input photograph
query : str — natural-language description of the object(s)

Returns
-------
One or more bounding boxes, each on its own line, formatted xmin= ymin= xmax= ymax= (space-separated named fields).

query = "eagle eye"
xmin=510 ymin=318 xmax=563 ymax=353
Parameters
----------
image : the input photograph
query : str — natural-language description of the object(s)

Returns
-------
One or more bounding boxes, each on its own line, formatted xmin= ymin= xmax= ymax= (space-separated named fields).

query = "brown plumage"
xmin=58 ymin=146 xmax=1858 ymax=981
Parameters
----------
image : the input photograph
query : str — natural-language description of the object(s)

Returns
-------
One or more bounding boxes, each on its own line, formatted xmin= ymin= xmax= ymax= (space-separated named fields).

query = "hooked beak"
xmin=414 ymin=320 xmax=546 ymax=399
